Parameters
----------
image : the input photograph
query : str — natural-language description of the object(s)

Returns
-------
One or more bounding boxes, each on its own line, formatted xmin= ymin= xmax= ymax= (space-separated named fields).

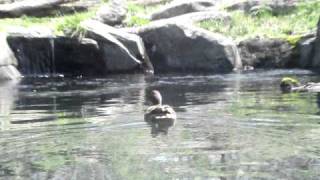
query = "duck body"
xmin=280 ymin=77 xmax=320 ymax=93
xmin=144 ymin=90 xmax=176 ymax=136
xmin=292 ymin=82 xmax=320 ymax=92
xmin=144 ymin=104 xmax=176 ymax=122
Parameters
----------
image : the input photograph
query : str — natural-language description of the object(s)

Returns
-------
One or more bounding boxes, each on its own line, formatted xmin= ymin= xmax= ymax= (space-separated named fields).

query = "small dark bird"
xmin=144 ymin=90 xmax=176 ymax=136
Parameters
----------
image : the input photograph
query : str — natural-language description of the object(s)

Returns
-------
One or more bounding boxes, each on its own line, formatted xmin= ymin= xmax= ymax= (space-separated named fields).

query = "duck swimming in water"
xmin=144 ymin=90 xmax=176 ymax=135
xmin=145 ymin=90 xmax=176 ymax=121
xmin=280 ymin=77 xmax=320 ymax=93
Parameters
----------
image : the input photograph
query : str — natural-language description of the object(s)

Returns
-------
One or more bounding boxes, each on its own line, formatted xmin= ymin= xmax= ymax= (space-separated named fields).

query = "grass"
xmin=0 ymin=11 xmax=95 ymax=35
xmin=55 ymin=11 xmax=95 ymax=36
xmin=0 ymin=0 xmax=318 ymax=41
xmin=124 ymin=2 xmax=163 ymax=27
xmin=199 ymin=1 xmax=320 ymax=43
xmin=0 ymin=1 xmax=163 ymax=33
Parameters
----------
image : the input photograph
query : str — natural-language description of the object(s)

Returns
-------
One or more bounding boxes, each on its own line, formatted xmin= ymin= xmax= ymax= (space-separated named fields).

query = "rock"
xmin=0 ymin=0 xmax=72 ymax=18
xmin=312 ymin=17 xmax=320 ymax=68
xmin=126 ymin=11 xmax=230 ymax=31
xmin=7 ymin=27 xmax=107 ymax=76
xmin=0 ymin=65 xmax=21 ymax=80
xmin=0 ymin=33 xmax=21 ymax=80
xmin=7 ymin=27 xmax=56 ymax=75
xmin=168 ymin=11 xmax=230 ymax=24
xmin=0 ymin=0 xmax=102 ymax=17
xmin=226 ymin=0 xmax=297 ymax=16
xmin=54 ymin=37 xmax=107 ymax=76
xmin=96 ymin=0 xmax=127 ymax=26
xmin=0 ymin=33 xmax=17 ymax=66
xmin=296 ymin=33 xmax=316 ymax=68
xmin=150 ymin=0 xmax=215 ymax=20
xmin=238 ymin=37 xmax=293 ymax=68
xmin=81 ymin=20 xmax=153 ymax=73
xmin=135 ymin=22 xmax=242 ymax=73
xmin=7 ymin=26 xmax=54 ymax=38
xmin=130 ymin=0 xmax=171 ymax=6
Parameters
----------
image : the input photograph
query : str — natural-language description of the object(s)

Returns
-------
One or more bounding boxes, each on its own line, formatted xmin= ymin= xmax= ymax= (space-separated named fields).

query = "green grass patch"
xmin=199 ymin=1 xmax=320 ymax=43
xmin=54 ymin=11 xmax=95 ymax=36
xmin=0 ymin=1 xmax=165 ymax=33
xmin=124 ymin=2 xmax=165 ymax=27
xmin=0 ymin=11 xmax=95 ymax=35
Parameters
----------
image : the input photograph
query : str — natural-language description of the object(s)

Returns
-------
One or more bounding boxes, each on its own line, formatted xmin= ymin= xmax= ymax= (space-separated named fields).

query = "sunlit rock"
xmin=81 ymin=20 xmax=153 ymax=73
xmin=0 ymin=33 xmax=21 ymax=80
xmin=96 ymin=0 xmax=127 ymax=26
xmin=155 ymin=11 xmax=231 ymax=25
xmin=150 ymin=0 xmax=215 ymax=20
xmin=0 ymin=0 xmax=74 ymax=18
xmin=130 ymin=0 xmax=170 ymax=6
xmin=133 ymin=22 xmax=242 ymax=73
xmin=7 ymin=26 xmax=54 ymax=38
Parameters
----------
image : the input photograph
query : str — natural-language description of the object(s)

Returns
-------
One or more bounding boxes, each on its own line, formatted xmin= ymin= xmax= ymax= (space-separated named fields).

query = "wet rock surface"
xmin=312 ymin=18 xmax=320 ymax=68
xmin=136 ymin=22 xmax=242 ymax=73
xmin=238 ymin=37 xmax=294 ymax=68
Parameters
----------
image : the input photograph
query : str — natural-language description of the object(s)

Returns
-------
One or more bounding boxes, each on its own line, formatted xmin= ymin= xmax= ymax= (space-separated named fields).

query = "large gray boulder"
xmin=134 ymin=22 xmax=242 ymax=73
xmin=296 ymin=33 xmax=316 ymax=68
xmin=150 ymin=0 xmax=215 ymax=20
xmin=312 ymin=18 xmax=320 ymax=68
xmin=96 ymin=0 xmax=127 ymax=26
xmin=238 ymin=38 xmax=293 ymax=68
xmin=0 ymin=33 xmax=21 ymax=80
xmin=81 ymin=20 xmax=153 ymax=73
xmin=7 ymin=27 xmax=107 ymax=76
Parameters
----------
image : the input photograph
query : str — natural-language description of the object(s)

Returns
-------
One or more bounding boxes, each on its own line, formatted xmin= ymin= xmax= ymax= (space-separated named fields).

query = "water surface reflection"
xmin=0 ymin=70 xmax=320 ymax=179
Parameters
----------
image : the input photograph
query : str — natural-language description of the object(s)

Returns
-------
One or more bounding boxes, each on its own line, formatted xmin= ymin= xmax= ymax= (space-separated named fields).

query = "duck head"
xmin=148 ymin=90 xmax=162 ymax=105
xmin=280 ymin=77 xmax=300 ymax=93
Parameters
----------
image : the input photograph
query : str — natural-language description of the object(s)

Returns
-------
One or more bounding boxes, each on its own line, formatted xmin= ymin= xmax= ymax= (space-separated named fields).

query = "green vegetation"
xmin=55 ymin=11 xmax=95 ymax=36
xmin=0 ymin=1 xmax=163 ymax=33
xmin=124 ymin=2 xmax=160 ymax=27
xmin=0 ymin=11 xmax=95 ymax=35
xmin=199 ymin=1 xmax=320 ymax=42
xmin=0 ymin=0 xmax=318 ymax=40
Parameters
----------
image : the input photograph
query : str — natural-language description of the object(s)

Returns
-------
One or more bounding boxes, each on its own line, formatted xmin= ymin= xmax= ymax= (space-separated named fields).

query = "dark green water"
xmin=0 ymin=70 xmax=320 ymax=180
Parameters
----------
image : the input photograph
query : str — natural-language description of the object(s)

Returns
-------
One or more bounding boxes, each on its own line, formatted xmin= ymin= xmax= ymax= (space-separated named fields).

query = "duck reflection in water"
xmin=144 ymin=90 xmax=176 ymax=137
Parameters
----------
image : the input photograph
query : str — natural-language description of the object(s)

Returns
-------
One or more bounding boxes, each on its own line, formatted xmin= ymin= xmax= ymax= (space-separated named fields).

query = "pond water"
xmin=0 ymin=70 xmax=320 ymax=180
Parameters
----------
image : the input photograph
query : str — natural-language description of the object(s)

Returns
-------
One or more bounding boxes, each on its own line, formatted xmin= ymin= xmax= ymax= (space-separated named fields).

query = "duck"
xmin=280 ymin=77 xmax=320 ymax=93
xmin=144 ymin=90 xmax=176 ymax=134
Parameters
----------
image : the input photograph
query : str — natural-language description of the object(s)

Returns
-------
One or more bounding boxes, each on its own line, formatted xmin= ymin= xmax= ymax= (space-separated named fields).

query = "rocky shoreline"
xmin=0 ymin=0 xmax=319 ymax=80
